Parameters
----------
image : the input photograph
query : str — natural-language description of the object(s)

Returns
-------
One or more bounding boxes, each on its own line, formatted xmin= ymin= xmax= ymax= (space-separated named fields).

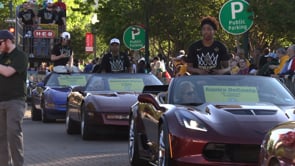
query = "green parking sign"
xmin=219 ymin=0 xmax=253 ymax=35
xmin=123 ymin=25 xmax=145 ymax=50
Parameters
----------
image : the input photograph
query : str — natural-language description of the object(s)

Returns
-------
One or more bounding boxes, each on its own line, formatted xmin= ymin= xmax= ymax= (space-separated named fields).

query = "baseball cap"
xmin=110 ymin=38 xmax=120 ymax=45
xmin=265 ymin=52 xmax=277 ymax=59
xmin=0 ymin=30 xmax=14 ymax=40
xmin=61 ymin=32 xmax=70 ymax=40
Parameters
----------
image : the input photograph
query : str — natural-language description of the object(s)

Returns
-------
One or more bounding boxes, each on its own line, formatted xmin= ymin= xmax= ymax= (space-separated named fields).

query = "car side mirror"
xmin=138 ymin=93 xmax=165 ymax=112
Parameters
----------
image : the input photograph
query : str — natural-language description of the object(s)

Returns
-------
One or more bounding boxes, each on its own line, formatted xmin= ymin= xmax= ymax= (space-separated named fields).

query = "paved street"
xmin=23 ymin=107 xmax=129 ymax=166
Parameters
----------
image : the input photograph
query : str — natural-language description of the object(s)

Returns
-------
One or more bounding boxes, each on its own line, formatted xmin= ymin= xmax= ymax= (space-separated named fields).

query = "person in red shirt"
xmin=54 ymin=0 xmax=66 ymax=14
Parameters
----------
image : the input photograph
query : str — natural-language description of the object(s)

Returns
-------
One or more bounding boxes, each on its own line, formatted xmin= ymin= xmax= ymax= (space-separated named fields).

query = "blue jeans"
xmin=0 ymin=100 xmax=27 ymax=166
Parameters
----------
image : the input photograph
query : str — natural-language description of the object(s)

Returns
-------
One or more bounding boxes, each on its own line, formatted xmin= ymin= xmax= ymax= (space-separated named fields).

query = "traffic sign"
xmin=219 ymin=0 xmax=253 ymax=35
xmin=123 ymin=25 xmax=145 ymax=50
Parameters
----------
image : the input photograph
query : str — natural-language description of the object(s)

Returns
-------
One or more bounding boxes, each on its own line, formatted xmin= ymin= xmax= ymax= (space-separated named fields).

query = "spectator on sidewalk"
xmin=269 ymin=48 xmax=289 ymax=75
xmin=0 ymin=30 xmax=28 ymax=166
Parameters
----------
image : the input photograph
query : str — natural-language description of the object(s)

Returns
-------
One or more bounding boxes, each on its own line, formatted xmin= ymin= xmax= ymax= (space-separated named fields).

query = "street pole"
xmin=243 ymin=0 xmax=250 ymax=58
xmin=9 ymin=0 xmax=13 ymax=18
xmin=144 ymin=0 xmax=150 ymax=69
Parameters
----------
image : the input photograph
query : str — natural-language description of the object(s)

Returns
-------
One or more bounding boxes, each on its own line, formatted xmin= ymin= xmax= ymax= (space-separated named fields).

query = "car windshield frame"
xmin=45 ymin=73 xmax=92 ymax=87
xmin=170 ymin=75 xmax=295 ymax=106
xmin=85 ymin=73 xmax=163 ymax=92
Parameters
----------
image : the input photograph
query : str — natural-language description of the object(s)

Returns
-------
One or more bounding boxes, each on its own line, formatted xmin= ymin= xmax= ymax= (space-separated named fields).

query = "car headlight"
xmin=175 ymin=110 xmax=207 ymax=132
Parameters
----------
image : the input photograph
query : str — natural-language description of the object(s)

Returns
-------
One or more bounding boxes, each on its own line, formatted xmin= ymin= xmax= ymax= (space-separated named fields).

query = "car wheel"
xmin=66 ymin=111 xmax=80 ymax=135
xmin=41 ymin=109 xmax=53 ymax=123
xmin=158 ymin=122 xmax=172 ymax=166
xmin=81 ymin=111 xmax=93 ymax=140
xmin=128 ymin=117 xmax=149 ymax=166
xmin=31 ymin=103 xmax=41 ymax=121
xmin=269 ymin=157 xmax=281 ymax=166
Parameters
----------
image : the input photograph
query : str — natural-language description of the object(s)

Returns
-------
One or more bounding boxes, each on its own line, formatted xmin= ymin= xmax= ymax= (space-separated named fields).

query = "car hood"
xmin=44 ymin=87 xmax=71 ymax=103
xmin=85 ymin=92 xmax=139 ymax=112
xmin=179 ymin=102 xmax=290 ymax=144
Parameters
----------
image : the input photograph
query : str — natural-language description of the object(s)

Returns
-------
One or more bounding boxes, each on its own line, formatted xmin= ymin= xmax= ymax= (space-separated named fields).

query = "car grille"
xmin=225 ymin=109 xmax=277 ymax=115
xmin=203 ymin=143 xmax=259 ymax=163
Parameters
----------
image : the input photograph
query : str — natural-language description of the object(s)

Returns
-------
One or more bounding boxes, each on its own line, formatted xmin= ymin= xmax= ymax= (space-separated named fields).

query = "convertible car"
xmin=259 ymin=121 xmax=295 ymax=166
xmin=65 ymin=73 xmax=163 ymax=140
xmin=128 ymin=75 xmax=295 ymax=166
xmin=31 ymin=72 xmax=93 ymax=122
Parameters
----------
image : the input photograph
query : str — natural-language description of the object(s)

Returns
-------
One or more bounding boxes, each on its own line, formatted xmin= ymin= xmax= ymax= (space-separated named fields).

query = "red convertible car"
xmin=128 ymin=75 xmax=295 ymax=166
xmin=66 ymin=73 xmax=163 ymax=140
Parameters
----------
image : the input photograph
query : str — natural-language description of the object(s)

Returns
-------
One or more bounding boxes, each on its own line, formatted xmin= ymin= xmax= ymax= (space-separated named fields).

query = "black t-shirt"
xmin=99 ymin=52 xmax=131 ymax=73
xmin=55 ymin=10 xmax=66 ymax=25
xmin=38 ymin=8 xmax=56 ymax=24
xmin=187 ymin=40 xmax=229 ymax=70
xmin=51 ymin=44 xmax=72 ymax=66
xmin=18 ymin=9 xmax=35 ymax=25
xmin=0 ymin=48 xmax=28 ymax=101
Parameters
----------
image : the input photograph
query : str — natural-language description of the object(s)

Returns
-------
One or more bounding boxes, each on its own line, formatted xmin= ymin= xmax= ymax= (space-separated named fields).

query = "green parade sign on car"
xmin=219 ymin=0 xmax=253 ymax=35
xmin=123 ymin=25 xmax=145 ymax=50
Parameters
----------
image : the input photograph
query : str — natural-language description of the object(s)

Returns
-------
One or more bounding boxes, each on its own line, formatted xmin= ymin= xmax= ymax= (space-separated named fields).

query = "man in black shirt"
xmin=187 ymin=16 xmax=230 ymax=75
xmin=0 ymin=30 xmax=28 ymax=166
xmin=18 ymin=1 xmax=36 ymax=26
xmin=99 ymin=38 xmax=131 ymax=73
xmin=51 ymin=31 xmax=73 ymax=68
xmin=37 ymin=0 xmax=56 ymax=24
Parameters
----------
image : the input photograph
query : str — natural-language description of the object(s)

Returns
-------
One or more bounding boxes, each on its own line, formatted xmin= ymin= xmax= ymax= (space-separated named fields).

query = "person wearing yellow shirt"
xmin=269 ymin=48 xmax=289 ymax=75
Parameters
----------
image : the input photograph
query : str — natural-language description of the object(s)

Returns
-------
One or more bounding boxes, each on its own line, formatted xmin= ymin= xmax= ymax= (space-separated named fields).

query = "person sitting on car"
xmin=176 ymin=81 xmax=202 ymax=104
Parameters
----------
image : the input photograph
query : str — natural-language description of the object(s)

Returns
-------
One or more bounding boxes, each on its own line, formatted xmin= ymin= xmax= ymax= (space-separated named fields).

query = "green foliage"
xmin=3 ymin=0 xmax=295 ymax=61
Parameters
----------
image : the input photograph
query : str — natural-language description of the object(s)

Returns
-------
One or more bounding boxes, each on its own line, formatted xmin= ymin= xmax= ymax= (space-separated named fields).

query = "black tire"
xmin=66 ymin=111 xmax=80 ymax=134
xmin=269 ymin=157 xmax=281 ymax=166
xmin=158 ymin=122 xmax=172 ymax=166
xmin=128 ymin=117 xmax=149 ymax=166
xmin=41 ymin=109 xmax=54 ymax=123
xmin=31 ymin=104 xmax=41 ymax=121
xmin=81 ymin=110 xmax=94 ymax=140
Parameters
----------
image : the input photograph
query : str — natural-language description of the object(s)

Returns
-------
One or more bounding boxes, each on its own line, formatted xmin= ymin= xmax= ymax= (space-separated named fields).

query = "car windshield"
xmin=45 ymin=73 xmax=92 ymax=87
xmin=171 ymin=75 xmax=295 ymax=106
xmin=85 ymin=74 xmax=163 ymax=92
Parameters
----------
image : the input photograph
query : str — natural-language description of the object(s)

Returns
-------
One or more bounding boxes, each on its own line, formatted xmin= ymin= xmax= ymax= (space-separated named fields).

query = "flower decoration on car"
xmin=279 ymin=130 xmax=295 ymax=148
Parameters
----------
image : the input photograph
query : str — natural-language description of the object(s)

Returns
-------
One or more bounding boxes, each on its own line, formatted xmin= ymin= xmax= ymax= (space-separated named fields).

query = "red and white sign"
xmin=33 ymin=30 xmax=55 ymax=38
xmin=85 ymin=32 xmax=94 ymax=53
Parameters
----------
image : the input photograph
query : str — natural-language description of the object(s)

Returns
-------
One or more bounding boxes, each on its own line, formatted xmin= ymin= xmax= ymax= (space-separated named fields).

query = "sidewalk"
xmin=24 ymin=106 xmax=31 ymax=119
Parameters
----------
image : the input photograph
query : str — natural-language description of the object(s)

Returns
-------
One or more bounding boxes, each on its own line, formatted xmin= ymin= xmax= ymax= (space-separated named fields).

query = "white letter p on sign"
xmin=131 ymin=27 xmax=140 ymax=40
xmin=231 ymin=2 xmax=243 ymax=19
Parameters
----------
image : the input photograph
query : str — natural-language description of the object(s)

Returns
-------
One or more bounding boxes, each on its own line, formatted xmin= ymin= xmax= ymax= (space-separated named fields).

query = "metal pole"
xmin=9 ymin=0 xmax=13 ymax=18
xmin=93 ymin=34 xmax=96 ymax=58
xmin=144 ymin=0 xmax=150 ymax=70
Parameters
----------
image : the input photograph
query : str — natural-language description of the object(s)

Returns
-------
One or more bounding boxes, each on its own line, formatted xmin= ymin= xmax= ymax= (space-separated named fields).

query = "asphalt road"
xmin=23 ymin=108 xmax=130 ymax=166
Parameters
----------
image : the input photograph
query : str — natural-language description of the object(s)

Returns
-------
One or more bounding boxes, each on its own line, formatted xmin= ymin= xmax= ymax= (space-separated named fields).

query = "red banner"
xmin=85 ymin=32 xmax=94 ymax=53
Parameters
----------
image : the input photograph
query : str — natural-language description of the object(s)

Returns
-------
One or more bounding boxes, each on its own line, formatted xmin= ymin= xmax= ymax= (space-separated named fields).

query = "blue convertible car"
xmin=31 ymin=72 xmax=93 ymax=122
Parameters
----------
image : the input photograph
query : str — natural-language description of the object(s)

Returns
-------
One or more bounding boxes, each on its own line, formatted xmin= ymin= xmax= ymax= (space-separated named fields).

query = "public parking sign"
xmin=123 ymin=25 xmax=145 ymax=50
xmin=219 ymin=0 xmax=253 ymax=35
